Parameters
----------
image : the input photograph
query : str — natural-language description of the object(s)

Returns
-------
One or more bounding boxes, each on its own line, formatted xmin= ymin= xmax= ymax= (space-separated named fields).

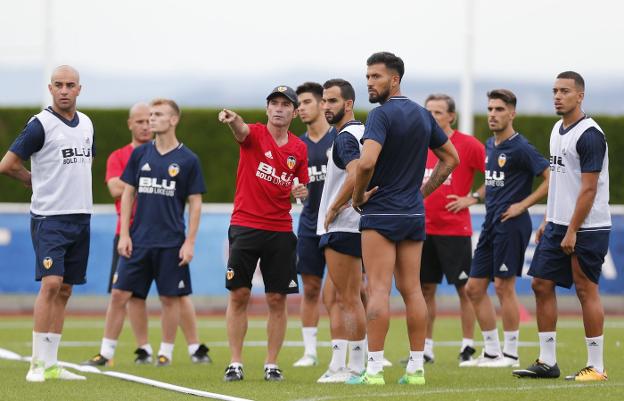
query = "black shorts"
xmin=226 ymin=225 xmax=299 ymax=294
xmin=108 ymin=235 xmax=120 ymax=293
xmin=420 ymin=235 xmax=472 ymax=285
xmin=296 ymin=235 xmax=326 ymax=278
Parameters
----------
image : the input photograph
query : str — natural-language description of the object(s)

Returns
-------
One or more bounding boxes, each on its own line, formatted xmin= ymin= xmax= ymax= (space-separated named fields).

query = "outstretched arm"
xmin=218 ymin=109 xmax=250 ymax=143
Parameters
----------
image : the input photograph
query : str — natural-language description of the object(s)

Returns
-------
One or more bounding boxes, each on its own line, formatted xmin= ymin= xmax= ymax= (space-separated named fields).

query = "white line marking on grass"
xmin=0 ymin=347 xmax=254 ymax=401
xmin=289 ymin=383 xmax=624 ymax=401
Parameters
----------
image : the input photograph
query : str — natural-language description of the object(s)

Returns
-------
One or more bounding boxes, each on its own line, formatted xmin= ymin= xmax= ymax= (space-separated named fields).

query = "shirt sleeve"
xmin=120 ymin=147 xmax=141 ymax=187
xmin=295 ymin=143 xmax=310 ymax=185
xmin=9 ymin=117 xmax=45 ymax=160
xmin=332 ymin=132 xmax=360 ymax=170
xmin=522 ymin=141 xmax=549 ymax=176
xmin=362 ymin=108 xmax=388 ymax=146
xmin=576 ymin=127 xmax=606 ymax=173
xmin=105 ymin=149 xmax=124 ymax=182
xmin=428 ymin=113 xmax=448 ymax=149
xmin=187 ymin=157 xmax=207 ymax=195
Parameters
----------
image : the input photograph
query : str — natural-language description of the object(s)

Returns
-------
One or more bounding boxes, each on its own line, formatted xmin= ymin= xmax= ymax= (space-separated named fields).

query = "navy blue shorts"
xmin=528 ymin=223 xmax=610 ymax=289
xmin=296 ymin=235 xmax=326 ymax=277
xmin=319 ymin=232 xmax=362 ymax=258
xmin=360 ymin=215 xmax=426 ymax=242
xmin=30 ymin=214 xmax=90 ymax=285
xmin=113 ymin=246 xmax=192 ymax=298
xmin=470 ymin=216 xmax=531 ymax=279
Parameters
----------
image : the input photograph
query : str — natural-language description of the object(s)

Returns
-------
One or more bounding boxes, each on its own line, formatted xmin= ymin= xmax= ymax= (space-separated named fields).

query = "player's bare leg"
xmin=456 ymin=283 xmax=476 ymax=340
xmin=532 ymin=278 xmax=557 ymax=332
xmin=494 ymin=277 xmax=519 ymax=332
xmin=103 ymin=289 xmax=133 ymax=340
xmin=156 ymin=295 xmax=180 ymax=365
xmin=265 ymin=292 xmax=287 ymax=365
xmin=226 ymin=288 xmax=250 ymax=364
xmin=294 ymin=274 xmax=322 ymax=367
xmin=128 ymin=297 xmax=149 ymax=347
xmin=421 ymin=283 xmax=437 ymax=341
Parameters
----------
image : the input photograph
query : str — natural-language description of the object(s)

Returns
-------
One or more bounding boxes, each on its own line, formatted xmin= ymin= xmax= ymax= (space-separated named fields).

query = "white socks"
xmin=100 ymin=338 xmax=118 ymax=360
xmin=32 ymin=332 xmax=47 ymax=364
xmin=406 ymin=351 xmax=424 ymax=374
xmin=158 ymin=342 xmax=174 ymax=360
xmin=32 ymin=332 xmax=62 ymax=368
xmin=347 ymin=339 xmax=366 ymax=373
xmin=329 ymin=339 xmax=348 ymax=371
xmin=538 ymin=331 xmax=557 ymax=366
xmin=482 ymin=329 xmax=501 ymax=356
xmin=503 ymin=330 xmax=519 ymax=357
xmin=586 ymin=335 xmax=604 ymax=373
xmin=424 ymin=338 xmax=434 ymax=359
xmin=366 ymin=350 xmax=384 ymax=375
xmin=461 ymin=337 xmax=475 ymax=352
xmin=139 ymin=343 xmax=153 ymax=355
xmin=188 ymin=343 xmax=199 ymax=356
xmin=302 ymin=327 xmax=318 ymax=357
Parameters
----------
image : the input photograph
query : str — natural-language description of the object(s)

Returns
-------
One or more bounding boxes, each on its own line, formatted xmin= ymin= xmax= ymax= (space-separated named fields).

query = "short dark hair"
xmin=487 ymin=89 xmax=517 ymax=108
xmin=425 ymin=93 xmax=456 ymax=113
xmin=322 ymin=79 xmax=356 ymax=102
xmin=296 ymin=82 xmax=324 ymax=100
xmin=150 ymin=98 xmax=181 ymax=117
xmin=366 ymin=51 xmax=405 ymax=81
xmin=556 ymin=71 xmax=585 ymax=90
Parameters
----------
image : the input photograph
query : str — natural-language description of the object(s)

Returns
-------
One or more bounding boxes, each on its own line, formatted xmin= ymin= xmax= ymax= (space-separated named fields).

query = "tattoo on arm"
xmin=421 ymin=162 xmax=454 ymax=198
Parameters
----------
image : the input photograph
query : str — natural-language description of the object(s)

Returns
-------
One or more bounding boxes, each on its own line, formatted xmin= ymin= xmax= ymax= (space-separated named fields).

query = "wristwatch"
xmin=470 ymin=191 xmax=481 ymax=202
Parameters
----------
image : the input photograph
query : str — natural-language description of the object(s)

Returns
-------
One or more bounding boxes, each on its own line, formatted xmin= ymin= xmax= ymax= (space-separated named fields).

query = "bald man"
xmin=0 ymin=65 xmax=93 ymax=381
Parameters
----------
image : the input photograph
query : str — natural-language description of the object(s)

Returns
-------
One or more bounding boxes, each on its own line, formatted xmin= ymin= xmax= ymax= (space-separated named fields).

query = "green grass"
xmin=1 ymin=315 xmax=623 ymax=401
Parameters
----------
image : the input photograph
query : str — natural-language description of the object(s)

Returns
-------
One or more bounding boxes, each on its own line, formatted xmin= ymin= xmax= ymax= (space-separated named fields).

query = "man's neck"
xmin=562 ymin=107 xmax=585 ymax=128
xmin=335 ymin=112 xmax=356 ymax=132
xmin=131 ymin=139 xmax=148 ymax=148
xmin=154 ymin=131 xmax=179 ymax=154
xmin=267 ymin=122 xmax=290 ymax=146
xmin=443 ymin=126 xmax=454 ymax=137
xmin=306 ymin=118 xmax=331 ymax=142
xmin=51 ymin=105 xmax=76 ymax=121
xmin=493 ymin=126 xmax=515 ymax=145
xmin=380 ymin=87 xmax=401 ymax=105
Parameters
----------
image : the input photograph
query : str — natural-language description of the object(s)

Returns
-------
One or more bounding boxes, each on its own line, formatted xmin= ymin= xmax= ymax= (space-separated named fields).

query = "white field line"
xmin=289 ymin=383 xmax=624 ymax=401
xmin=0 ymin=347 xmax=254 ymax=401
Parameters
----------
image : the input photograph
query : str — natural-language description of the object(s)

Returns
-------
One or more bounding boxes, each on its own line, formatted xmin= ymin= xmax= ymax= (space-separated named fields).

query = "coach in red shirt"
xmin=218 ymin=86 xmax=309 ymax=382
xmin=420 ymin=94 xmax=485 ymax=365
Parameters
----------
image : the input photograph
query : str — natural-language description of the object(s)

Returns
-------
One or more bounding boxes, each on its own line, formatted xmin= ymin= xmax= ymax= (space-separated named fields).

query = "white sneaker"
xmin=382 ymin=358 xmax=393 ymax=367
xmin=317 ymin=367 xmax=354 ymax=383
xmin=44 ymin=365 xmax=87 ymax=380
xmin=293 ymin=354 xmax=318 ymax=367
xmin=26 ymin=361 xmax=45 ymax=382
xmin=459 ymin=350 xmax=500 ymax=367
xmin=478 ymin=353 xmax=520 ymax=368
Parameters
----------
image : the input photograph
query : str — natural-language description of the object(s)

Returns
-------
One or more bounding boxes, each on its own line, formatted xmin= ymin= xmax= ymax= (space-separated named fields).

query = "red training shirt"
xmin=423 ymin=130 xmax=485 ymax=236
xmin=231 ymin=123 xmax=309 ymax=232
xmin=105 ymin=143 xmax=135 ymax=235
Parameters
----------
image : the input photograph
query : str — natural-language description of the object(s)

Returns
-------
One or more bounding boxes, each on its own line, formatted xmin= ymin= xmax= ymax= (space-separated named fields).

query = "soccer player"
xmin=292 ymin=82 xmax=336 ymax=368
xmin=85 ymin=98 xmax=205 ymax=367
xmin=514 ymin=72 xmax=611 ymax=381
xmin=315 ymin=79 xmax=367 ymax=383
xmin=462 ymin=89 xmax=549 ymax=368
xmin=219 ymin=86 xmax=309 ymax=382
xmin=419 ymin=94 xmax=484 ymax=365
xmin=348 ymin=52 xmax=459 ymax=385
xmin=0 ymin=65 xmax=92 ymax=381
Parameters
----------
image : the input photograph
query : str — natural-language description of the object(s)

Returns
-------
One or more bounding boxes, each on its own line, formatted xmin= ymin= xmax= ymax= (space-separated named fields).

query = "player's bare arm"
xmin=422 ymin=140 xmax=460 ymax=198
xmin=352 ymin=139 xmax=380 ymax=211
xmin=560 ymin=171 xmax=600 ymax=255
xmin=117 ymin=183 xmax=136 ymax=258
xmin=179 ymin=193 xmax=202 ymax=266
xmin=0 ymin=151 xmax=32 ymax=187
xmin=325 ymin=159 xmax=358 ymax=231
xmin=218 ymin=109 xmax=250 ymax=143
xmin=501 ymin=167 xmax=549 ymax=222
xmin=106 ymin=177 xmax=124 ymax=199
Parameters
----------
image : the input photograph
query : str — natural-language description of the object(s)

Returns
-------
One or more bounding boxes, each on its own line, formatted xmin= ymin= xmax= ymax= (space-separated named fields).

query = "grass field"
xmin=1 ymin=315 xmax=623 ymax=401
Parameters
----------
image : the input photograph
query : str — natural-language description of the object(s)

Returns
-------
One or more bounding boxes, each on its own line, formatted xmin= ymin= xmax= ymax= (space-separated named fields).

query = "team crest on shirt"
xmin=226 ymin=268 xmax=235 ymax=280
xmin=42 ymin=257 xmax=53 ymax=270
xmin=498 ymin=153 xmax=507 ymax=168
xmin=287 ymin=156 xmax=296 ymax=170
xmin=168 ymin=163 xmax=180 ymax=177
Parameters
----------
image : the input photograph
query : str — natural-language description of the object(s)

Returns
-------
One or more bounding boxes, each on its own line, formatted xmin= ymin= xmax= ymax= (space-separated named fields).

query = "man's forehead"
xmin=554 ymin=78 xmax=577 ymax=89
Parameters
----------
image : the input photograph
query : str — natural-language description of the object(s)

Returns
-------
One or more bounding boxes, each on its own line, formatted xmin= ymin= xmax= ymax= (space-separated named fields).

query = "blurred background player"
xmin=349 ymin=52 xmax=459 ymax=385
xmin=84 ymin=98 xmax=205 ymax=367
xmin=316 ymin=79 xmax=367 ymax=383
xmin=515 ymin=72 xmax=611 ymax=381
xmin=462 ymin=89 xmax=549 ymax=368
xmin=0 ymin=65 xmax=92 ymax=381
xmin=417 ymin=94 xmax=484 ymax=365
xmin=92 ymin=102 xmax=210 ymax=366
xmin=292 ymin=82 xmax=336 ymax=367
xmin=219 ymin=86 xmax=309 ymax=382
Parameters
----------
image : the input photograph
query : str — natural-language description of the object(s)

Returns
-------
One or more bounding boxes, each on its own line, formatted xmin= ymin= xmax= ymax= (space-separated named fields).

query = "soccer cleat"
xmin=26 ymin=360 xmax=45 ymax=382
xmin=191 ymin=344 xmax=212 ymax=364
xmin=264 ymin=367 xmax=284 ymax=381
xmin=43 ymin=365 xmax=86 ymax=380
xmin=478 ymin=352 xmax=520 ymax=368
xmin=134 ymin=348 xmax=153 ymax=364
xmin=398 ymin=369 xmax=426 ymax=385
xmin=513 ymin=360 xmax=560 ymax=378
xmin=458 ymin=345 xmax=476 ymax=363
xmin=223 ymin=364 xmax=244 ymax=382
xmin=156 ymin=355 xmax=171 ymax=367
xmin=345 ymin=371 xmax=385 ymax=385
xmin=293 ymin=354 xmax=318 ymax=367
xmin=82 ymin=353 xmax=112 ymax=367
xmin=316 ymin=367 xmax=354 ymax=383
xmin=459 ymin=350 xmax=499 ymax=367
xmin=565 ymin=366 xmax=608 ymax=382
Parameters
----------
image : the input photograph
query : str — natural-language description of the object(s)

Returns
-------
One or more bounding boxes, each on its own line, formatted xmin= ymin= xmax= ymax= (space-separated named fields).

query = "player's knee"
xmin=229 ymin=287 xmax=251 ymax=307
xmin=303 ymin=284 xmax=321 ymax=302
xmin=110 ymin=289 xmax=131 ymax=307
xmin=494 ymin=279 xmax=514 ymax=300
xmin=421 ymin=283 xmax=437 ymax=301
xmin=39 ymin=278 xmax=62 ymax=299
xmin=159 ymin=296 xmax=179 ymax=308
xmin=266 ymin=292 xmax=286 ymax=310
xmin=58 ymin=284 xmax=73 ymax=300
xmin=531 ymin=278 xmax=551 ymax=297
xmin=574 ymin=282 xmax=597 ymax=304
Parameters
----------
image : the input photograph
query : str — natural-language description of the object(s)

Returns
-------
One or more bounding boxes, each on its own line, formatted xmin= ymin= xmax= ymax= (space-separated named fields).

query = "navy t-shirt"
xmin=483 ymin=133 xmax=549 ymax=229
xmin=121 ymin=141 xmax=206 ymax=247
xmin=298 ymin=127 xmax=336 ymax=238
xmin=361 ymin=97 xmax=448 ymax=215
xmin=332 ymin=121 xmax=362 ymax=169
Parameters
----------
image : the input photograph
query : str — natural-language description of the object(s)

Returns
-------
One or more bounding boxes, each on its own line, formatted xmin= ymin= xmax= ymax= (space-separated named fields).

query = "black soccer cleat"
xmin=156 ymin=355 xmax=171 ymax=367
xmin=224 ymin=364 xmax=244 ymax=382
xmin=459 ymin=345 xmax=476 ymax=362
xmin=512 ymin=359 xmax=560 ymax=378
xmin=264 ymin=367 xmax=284 ymax=381
xmin=191 ymin=344 xmax=212 ymax=364
xmin=82 ymin=353 xmax=111 ymax=366
xmin=134 ymin=348 xmax=153 ymax=364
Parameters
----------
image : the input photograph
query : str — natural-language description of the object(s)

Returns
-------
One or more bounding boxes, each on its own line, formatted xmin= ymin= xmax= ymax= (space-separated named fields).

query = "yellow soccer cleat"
xmin=565 ymin=366 xmax=607 ymax=382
